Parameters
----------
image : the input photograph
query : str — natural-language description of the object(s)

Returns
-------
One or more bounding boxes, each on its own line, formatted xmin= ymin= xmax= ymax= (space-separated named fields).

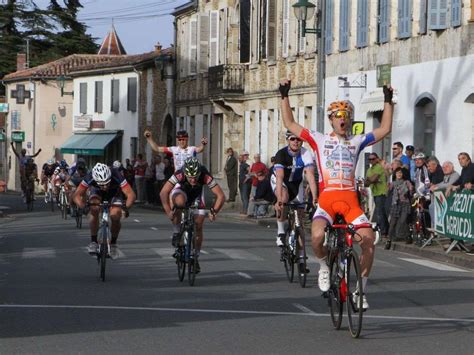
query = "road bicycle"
xmin=411 ymin=194 xmax=431 ymax=246
xmin=174 ymin=202 xmax=201 ymax=286
xmin=44 ymin=177 xmax=55 ymax=212
xmin=58 ymin=183 xmax=69 ymax=220
xmin=324 ymin=214 xmax=379 ymax=338
xmin=279 ymin=202 xmax=308 ymax=288
xmin=25 ymin=177 xmax=37 ymax=212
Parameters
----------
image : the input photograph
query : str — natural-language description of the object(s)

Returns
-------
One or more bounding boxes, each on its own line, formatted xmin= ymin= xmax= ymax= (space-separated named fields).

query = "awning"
xmin=360 ymin=88 xmax=385 ymax=113
xmin=61 ymin=131 xmax=119 ymax=155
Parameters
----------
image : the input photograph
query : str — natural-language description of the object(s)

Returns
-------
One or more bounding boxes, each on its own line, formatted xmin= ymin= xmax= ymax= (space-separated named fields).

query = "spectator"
xmin=251 ymin=169 xmax=275 ymax=217
xmin=392 ymin=141 xmax=410 ymax=168
xmin=365 ymin=153 xmax=389 ymax=240
xmin=154 ymin=155 xmax=166 ymax=205
xmin=247 ymin=153 xmax=267 ymax=215
xmin=413 ymin=153 xmax=430 ymax=197
xmin=447 ymin=152 xmax=474 ymax=196
xmin=430 ymin=161 xmax=460 ymax=192
xmin=144 ymin=161 xmax=155 ymax=205
xmin=224 ymin=147 xmax=238 ymax=202
xmin=405 ymin=145 xmax=416 ymax=181
xmin=124 ymin=158 xmax=135 ymax=187
xmin=134 ymin=153 xmax=148 ymax=203
xmin=239 ymin=151 xmax=251 ymax=215
xmin=386 ymin=167 xmax=414 ymax=249
xmin=163 ymin=157 xmax=174 ymax=180
xmin=426 ymin=156 xmax=444 ymax=225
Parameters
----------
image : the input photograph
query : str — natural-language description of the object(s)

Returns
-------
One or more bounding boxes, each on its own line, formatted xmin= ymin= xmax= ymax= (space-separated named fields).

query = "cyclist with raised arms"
xmin=73 ymin=163 xmax=136 ymax=259
xmin=144 ymin=129 xmax=208 ymax=172
xmin=279 ymin=79 xmax=394 ymax=309
xmin=273 ymin=131 xmax=318 ymax=261
xmin=160 ymin=157 xmax=225 ymax=273
xmin=41 ymin=159 xmax=58 ymax=197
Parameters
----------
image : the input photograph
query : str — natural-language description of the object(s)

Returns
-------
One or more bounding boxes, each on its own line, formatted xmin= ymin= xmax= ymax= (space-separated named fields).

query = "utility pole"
xmin=316 ymin=0 xmax=326 ymax=133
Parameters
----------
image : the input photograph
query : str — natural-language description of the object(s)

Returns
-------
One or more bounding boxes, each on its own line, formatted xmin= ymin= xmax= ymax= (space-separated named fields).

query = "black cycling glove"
xmin=279 ymin=81 xmax=291 ymax=99
xmin=122 ymin=206 xmax=129 ymax=218
xmin=383 ymin=85 xmax=393 ymax=103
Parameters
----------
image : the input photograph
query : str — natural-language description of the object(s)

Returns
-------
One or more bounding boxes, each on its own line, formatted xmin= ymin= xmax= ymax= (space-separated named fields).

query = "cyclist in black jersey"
xmin=41 ymin=159 xmax=58 ymax=193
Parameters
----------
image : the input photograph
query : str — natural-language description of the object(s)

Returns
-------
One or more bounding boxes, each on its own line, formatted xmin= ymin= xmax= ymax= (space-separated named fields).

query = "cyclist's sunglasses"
xmin=333 ymin=111 xmax=350 ymax=119
xmin=288 ymin=136 xmax=302 ymax=142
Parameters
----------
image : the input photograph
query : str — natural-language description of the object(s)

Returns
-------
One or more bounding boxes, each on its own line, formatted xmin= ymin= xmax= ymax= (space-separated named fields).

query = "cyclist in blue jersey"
xmin=73 ymin=163 xmax=136 ymax=259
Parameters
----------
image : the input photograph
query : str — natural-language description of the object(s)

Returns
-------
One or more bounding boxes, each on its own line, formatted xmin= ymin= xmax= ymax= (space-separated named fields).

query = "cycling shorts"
xmin=89 ymin=187 xmax=124 ymax=206
xmin=170 ymin=184 xmax=207 ymax=216
xmin=270 ymin=175 xmax=305 ymax=205
xmin=313 ymin=190 xmax=369 ymax=225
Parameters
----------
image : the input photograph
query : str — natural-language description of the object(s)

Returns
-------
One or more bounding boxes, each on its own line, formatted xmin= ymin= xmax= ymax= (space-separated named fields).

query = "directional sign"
xmin=0 ymin=103 xmax=9 ymax=113
xmin=11 ymin=131 xmax=25 ymax=142
xmin=376 ymin=64 xmax=391 ymax=87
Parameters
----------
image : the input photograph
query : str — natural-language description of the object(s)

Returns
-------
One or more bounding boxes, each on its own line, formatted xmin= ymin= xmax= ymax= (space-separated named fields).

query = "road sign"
xmin=11 ymin=131 xmax=25 ymax=142
xmin=0 ymin=103 xmax=9 ymax=113
xmin=376 ymin=64 xmax=391 ymax=87
xmin=0 ymin=132 xmax=5 ymax=141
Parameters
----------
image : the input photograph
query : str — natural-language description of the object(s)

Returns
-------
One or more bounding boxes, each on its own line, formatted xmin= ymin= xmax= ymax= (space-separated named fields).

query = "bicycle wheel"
xmin=188 ymin=230 xmax=197 ymax=286
xmin=26 ymin=188 xmax=34 ymax=212
xmin=62 ymin=193 xmax=68 ymax=220
xmin=282 ymin=230 xmax=295 ymax=283
xmin=98 ymin=227 xmax=107 ymax=282
xmin=176 ymin=246 xmax=186 ymax=282
xmin=49 ymin=191 xmax=55 ymax=212
xmin=296 ymin=229 xmax=307 ymax=288
xmin=328 ymin=253 xmax=343 ymax=329
xmin=75 ymin=207 xmax=83 ymax=229
xmin=346 ymin=250 xmax=363 ymax=338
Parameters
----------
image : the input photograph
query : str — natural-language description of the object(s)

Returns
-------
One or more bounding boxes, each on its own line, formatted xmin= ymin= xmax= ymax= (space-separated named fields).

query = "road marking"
xmin=236 ymin=272 xmax=252 ymax=279
xmin=374 ymin=259 xmax=398 ymax=268
xmin=150 ymin=227 xmax=158 ymax=231
xmin=153 ymin=248 xmax=174 ymax=259
xmin=200 ymin=250 xmax=209 ymax=255
xmin=116 ymin=249 xmax=126 ymax=258
xmin=293 ymin=303 xmax=315 ymax=314
xmin=399 ymin=258 xmax=470 ymax=273
xmin=134 ymin=219 xmax=140 ymax=223
xmin=214 ymin=248 xmax=263 ymax=261
xmin=1 ymin=304 xmax=474 ymax=324
xmin=21 ymin=248 xmax=56 ymax=259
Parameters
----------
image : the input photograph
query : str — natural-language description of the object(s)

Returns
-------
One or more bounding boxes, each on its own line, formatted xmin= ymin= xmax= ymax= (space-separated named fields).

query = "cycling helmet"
xmin=413 ymin=153 xmax=426 ymax=160
xmin=47 ymin=159 xmax=54 ymax=165
xmin=113 ymin=160 xmax=122 ymax=169
xmin=59 ymin=160 xmax=68 ymax=169
xmin=92 ymin=163 xmax=112 ymax=185
xmin=327 ymin=100 xmax=354 ymax=118
xmin=183 ymin=157 xmax=201 ymax=178
xmin=54 ymin=167 xmax=60 ymax=175
xmin=176 ymin=130 xmax=189 ymax=139
xmin=285 ymin=130 xmax=297 ymax=139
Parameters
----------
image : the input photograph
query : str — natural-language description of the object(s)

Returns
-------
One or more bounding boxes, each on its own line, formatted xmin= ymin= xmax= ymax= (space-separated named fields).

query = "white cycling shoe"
xmin=352 ymin=292 xmax=369 ymax=310
xmin=318 ymin=269 xmax=330 ymax=292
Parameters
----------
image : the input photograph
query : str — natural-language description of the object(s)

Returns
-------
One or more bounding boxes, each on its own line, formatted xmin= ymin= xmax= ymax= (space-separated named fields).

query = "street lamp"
xmin=56 ymin=76 xmax=74 ymax=97
xmin=293 ymin=0 xmax=319 ymax=37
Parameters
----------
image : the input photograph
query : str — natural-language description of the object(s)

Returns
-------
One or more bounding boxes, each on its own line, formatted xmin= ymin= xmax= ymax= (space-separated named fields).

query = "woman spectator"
xmin=386 ymin=167 xmax=414 ymax=249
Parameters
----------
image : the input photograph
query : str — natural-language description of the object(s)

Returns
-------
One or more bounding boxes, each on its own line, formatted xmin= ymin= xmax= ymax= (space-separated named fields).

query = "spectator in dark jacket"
xmin=426 ymin=156 xmax=444 ymax=224
xmin=251 ymin=169 xmax=275 ymax=217
xmin=447 ymin=152 xmax=474 ymax=196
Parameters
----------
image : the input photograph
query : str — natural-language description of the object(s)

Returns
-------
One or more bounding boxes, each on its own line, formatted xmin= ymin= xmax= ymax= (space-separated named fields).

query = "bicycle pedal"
xmin=321 ymin=291 xmax=329 ymax=299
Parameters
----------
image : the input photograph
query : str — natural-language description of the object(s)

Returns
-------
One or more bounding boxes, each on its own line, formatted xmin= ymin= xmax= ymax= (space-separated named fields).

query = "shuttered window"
xmin=111 ymin=79 xmax=119 ymax=113
xmin=209 ymin=11 xmax=220 ymax=67
xmin=398 ymin=0 xmax=412 ymax=38
xmin=282 ymin=0 xmax=290 ymax=57
xmin=325 ymin=0 xmax=333 ymax=54
xmin=357 ymin=0 xmax=369 ymax=48
xmin=378 ymin=0 xmax=390 ymax=43
xmin=79 ymin=83 xmax=87 ymax=114
xmin=199 ymin=13 xmax=210 ymax=71
xmin=339 ymin=0 xmax=350 ymax=51
xmin=127 ymin=77 xmax=137 ymax=112
xmin=266 ymin=0 xmax=277 ymax=59
xmin=260 ymin=0 xmax=267 ymax=59
xmin=94 ymin=81 xmax=103 ymax=113
xmin=219 ymin=9 xmax=227 ymax=65
xmin=451 ymin=0 xmax=461 ymax=27
xmin=240 ymin=0 xmax=251 ymax=63
xmin=428 ymin=0 xmax=449 ymax=30
xmin=419 ymin=0 xmax=428 ymax=34
xmin=189 ymin=17 xmax=198 ymax=75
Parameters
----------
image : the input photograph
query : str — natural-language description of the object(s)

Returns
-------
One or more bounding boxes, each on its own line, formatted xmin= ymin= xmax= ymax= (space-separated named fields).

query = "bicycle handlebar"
xmin=327 ymin=222 xmax=380 ymax=245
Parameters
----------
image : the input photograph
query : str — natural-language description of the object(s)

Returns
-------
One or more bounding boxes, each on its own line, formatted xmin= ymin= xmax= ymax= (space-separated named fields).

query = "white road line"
xmin=399 ymin=258 xmax=470 ymax=273
xmin=236 ymin=272 xmax=252 ymax=279
xmin=374 ymin=259 xmax=398 ymax=268
xmin=116 ymin=249 xmax=126 ymax=258
xmin=152 ymin=248 xmax=174 ymax=259
xmin=293 ymin=303 xmax=315 ymax=314
xmin=134 ymin=219 xmax=140 ymax=223
xmin=150 ymin=227 xmax=158 ymax=231
xmin=1 ymin=304 xmax=474 ymax=324
xmin=200 ymin=250 xmax=209 ymax=255
xmin=214 ymin=248 xmax=263 ymax=261
xmin=21 ymin=248 xmax=56 ymax=259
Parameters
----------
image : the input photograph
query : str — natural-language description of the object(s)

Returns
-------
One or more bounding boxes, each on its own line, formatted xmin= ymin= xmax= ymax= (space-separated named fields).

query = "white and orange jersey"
xmin=299 ymin=128 xmax=376 ymax=192
xmin=163 ymin=146 xmax=197 ymax=171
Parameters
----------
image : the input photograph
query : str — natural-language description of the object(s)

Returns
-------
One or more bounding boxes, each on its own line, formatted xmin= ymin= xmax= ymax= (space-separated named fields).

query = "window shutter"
xmin=438 ymin=0 xmax=448 ymax=28
xmin=428 ymin=0 xmax=447 ymax=30
xmin=357 ymin=0 xmax=368 ymax=48
xmin=339 ymin=0 xmax=350 ymax=51
xmin=379 ymin=0 xmax=390 ymax=43
xmin=199 ymin=14 xmax=210 ymax=72
xmin=240 ymin=0 xmax=251 ymax=63
xmin=398 ymin=0 xmax=411 ymax=38
xmin=266 ymin=0 xmax=276 ymax=59
xmin=127 ymin=77 xmax=137 ymax=112
xmin=282 ymin=0 xmax=290 ymax=57
xmin=260 ymin=0 xmax=267 ymax=59
xmin=79 ymin=83 xmax=87 ymax=114
xmin=451 ymin=0 xmax=461 ymax=27
xmin=95 ymin=81 xmax=103 ymax=113
xmin=189 ymin=17 xmax=198 ymax=75
xmin=111 ymin=79 xmax=119 ymax=113
xmin=325 ymin=0 xmax=333 ymax=54
xmin=419 ymin=0 xmax=427 ymax=34
xmin=219 ymin=9 xmax=227 ymax=64
xmin=209 ymin=11 xmax=219 ymax=67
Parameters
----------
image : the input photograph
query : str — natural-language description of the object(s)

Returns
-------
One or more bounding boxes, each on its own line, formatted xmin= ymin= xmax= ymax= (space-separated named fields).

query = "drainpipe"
xmin=31 ymin=79 xmax=36 ymax=153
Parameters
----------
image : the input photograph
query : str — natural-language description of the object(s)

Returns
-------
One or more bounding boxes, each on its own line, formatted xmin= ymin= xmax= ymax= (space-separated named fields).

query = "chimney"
xmin=16 ymin=53 xmax=27 ymax=71
xmin=154 ymin=42 xmax=162 ymax=52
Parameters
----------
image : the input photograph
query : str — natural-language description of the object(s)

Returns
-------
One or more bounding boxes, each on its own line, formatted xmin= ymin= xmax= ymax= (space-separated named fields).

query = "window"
xmin=451 ymin=0 xmax=461 ymax=27
xmin=282 ymin=0 xmax=290 ymax=57
xmin=325 ymin=0 xmax=334 ymax=54
xmin=189 ymin=16 xmax=198 ymax=75
xmin=339 ymin=0 xmax=350 ymax=51
xmin=199 ymin=13 xmax=210 ymax=72
xmin=398 ymin=0 xmax=412 ymax=38
xmin=240 ymin=0 xmax=251 ymax=63
xmin=428 ymin=0 xmax=448 ymax=30
xmin=356 ymin=0 xmax=369 ymax=48
xmin=209 ymin=11 xmax=218 ymax=67
xmin=79 ymin=83 xmax=87 ymax=114
xmin=94 ymin=81 xmax=103 ymax=113
xmin=419 ymin=0 xmax=428 ymax=34
xmin=260 ymin=0 xmax=268 ymax=59
xmin=111 ymin=79 xmax=120 ymax=113
xmin=378 ymin=0 xmax=390 ymax=43
xmin=127 ymin=77 xmax=137 ymax=112
xmin=266 ymin=0 xmax=277 ymax=59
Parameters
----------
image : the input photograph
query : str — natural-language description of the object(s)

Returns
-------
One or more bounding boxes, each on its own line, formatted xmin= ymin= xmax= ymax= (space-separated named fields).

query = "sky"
xmin=36 ymin=0 xmax=190 ymax=54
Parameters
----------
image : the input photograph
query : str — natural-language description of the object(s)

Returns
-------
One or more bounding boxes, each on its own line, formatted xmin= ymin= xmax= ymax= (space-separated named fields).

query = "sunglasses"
xmin=177 ymin=138 xmax=188 ymax=141
xmin=334 ymin=111 xmax=350 ymax=119
xmin=368 ymin=158 xmax=376 ymax=161
xmin=392 ymin=147 xmax=399 ymax=150
xmin=288 ymin=137 xmax=302 ymax=142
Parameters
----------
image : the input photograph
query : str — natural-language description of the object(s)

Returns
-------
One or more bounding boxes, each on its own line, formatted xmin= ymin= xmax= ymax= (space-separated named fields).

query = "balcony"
xmin=208 ymin=64 xmax=245 ymax=97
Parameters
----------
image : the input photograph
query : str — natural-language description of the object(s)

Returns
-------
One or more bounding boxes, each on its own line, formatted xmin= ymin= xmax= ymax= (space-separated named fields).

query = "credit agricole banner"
xmin=434 ymin=190 xmax=474 ymax=241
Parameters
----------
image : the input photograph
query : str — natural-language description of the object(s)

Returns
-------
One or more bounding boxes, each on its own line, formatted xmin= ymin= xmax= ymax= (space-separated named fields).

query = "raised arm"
xmin=144 ymin=129 xmax=166 ymax=153
xmin=10 ymin=142 xmax=20 ymax=159
xmin=32 ymin=148 xmax=42 ymax=158
xmin=372 ymin=86 xmax=394 ymax=143
xmin=195 ymin=137 xmax=208 ymax=154
xmin=279 ymin=80 xmax=303 ymax=137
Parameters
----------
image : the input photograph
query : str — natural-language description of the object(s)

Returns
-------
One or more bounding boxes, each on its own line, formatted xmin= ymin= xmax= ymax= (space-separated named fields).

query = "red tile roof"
xmin=98 ymin=25 xmax=127 ymax=55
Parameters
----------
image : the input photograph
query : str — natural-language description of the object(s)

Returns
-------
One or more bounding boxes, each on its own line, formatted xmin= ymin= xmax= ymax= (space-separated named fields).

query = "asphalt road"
xmin=0 ymin=194 xmax=473 ymax=354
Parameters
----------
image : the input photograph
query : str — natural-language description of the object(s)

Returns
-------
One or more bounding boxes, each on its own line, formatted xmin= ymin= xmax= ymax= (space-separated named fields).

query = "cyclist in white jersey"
xmin=279 ymin=79 xmax=394 ymax=309
xmin=144 ymin=129 xmax=208 ymax=171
